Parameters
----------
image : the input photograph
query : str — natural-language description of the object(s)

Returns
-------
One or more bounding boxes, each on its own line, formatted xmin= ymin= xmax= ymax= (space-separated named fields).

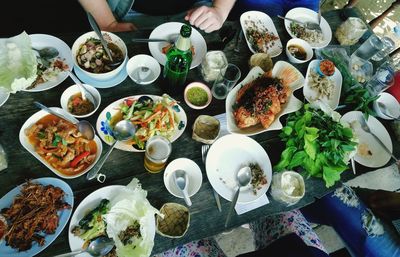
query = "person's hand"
xmin=367 ymin=190 xmax=400 ymax=221
xmin=104 ymin=21 xmax=137 ymax=32
xmin=185 ymin=6 xmax=226 ymax=33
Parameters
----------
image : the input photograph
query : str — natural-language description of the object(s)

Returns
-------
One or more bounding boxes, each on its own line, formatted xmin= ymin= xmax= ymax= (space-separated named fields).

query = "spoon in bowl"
xmin=136 ymin=66 xmax=151 ymax=84
xmin=53 ymin=236 xmax=114 ymax=257
xmin=86 ymin=120 xmax=136 ymax=182
xmin=378 ymin=102 xmax=400 ymax=120
xmin=225 ymin=166 xmax=252 ymax=228
xmin=174 ymin=169 xmax=192 ymax=206
xmin=34 ymin=101 xmax=95 ymax=140
xmin=277 ymin=15 xmax=322 ymax=32
xmin=32 ymin=46 xmax=59 ymax=60
xmin=68 ymin=70 xmax=97 ymax=105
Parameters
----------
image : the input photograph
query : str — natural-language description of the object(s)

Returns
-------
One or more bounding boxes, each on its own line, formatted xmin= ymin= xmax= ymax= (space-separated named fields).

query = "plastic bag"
xmin=270 ymin=171 xmax=305 ymax=206
xmin=335 ymin=17 xmax=368 ymax=46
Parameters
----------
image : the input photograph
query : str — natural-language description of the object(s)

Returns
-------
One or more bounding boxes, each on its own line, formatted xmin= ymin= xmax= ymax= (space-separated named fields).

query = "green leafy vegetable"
xmin=0 ymin=31 xmax=38 ymax=93
xmin=274 ymin=104 xmax=357 ymax=187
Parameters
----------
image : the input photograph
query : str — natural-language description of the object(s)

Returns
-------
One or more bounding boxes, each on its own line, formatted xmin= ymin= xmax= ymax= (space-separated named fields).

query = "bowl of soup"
xmin=60 ymin=83 xmax=101 ymax=118
xmin=285 ymin=38 xmax=313 ymax=64
xmin=72 ymin=31 xmax=127 ymax=81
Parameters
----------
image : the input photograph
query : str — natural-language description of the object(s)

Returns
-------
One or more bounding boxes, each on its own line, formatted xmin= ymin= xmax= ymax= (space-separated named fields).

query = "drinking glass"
xmin=352 ymin=34 xmax=384 ymax=61
xmin=366 ymin=60 xmax=395 ymax=96
xmin=200 ymin=51 xmax=228 ymax=82
xmin=371 ymin=36 xmax=396 ymax=62
xmin=211 ymin=63 xmax=241 ymax=100
xmin=144 ymin=135 xmax=172 ymax=173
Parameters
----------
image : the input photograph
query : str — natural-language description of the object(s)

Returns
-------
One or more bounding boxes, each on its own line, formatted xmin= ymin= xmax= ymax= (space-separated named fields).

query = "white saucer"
xmin=73 ymin=62 xmax=128 ymax=89
xmin=164 ymin=158 xmax=203 ymax=199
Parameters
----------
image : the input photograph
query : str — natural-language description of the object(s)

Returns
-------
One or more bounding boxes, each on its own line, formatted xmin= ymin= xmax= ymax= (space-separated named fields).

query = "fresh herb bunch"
xmin=343 ymin=85 xmax=380 ymax=116
xmin=274 ymin=104 xmax=357 ymax=187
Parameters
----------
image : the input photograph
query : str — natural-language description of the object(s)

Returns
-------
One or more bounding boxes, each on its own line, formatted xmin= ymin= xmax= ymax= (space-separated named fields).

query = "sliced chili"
xmin=70 ymin=151 xmax=90 ymax=168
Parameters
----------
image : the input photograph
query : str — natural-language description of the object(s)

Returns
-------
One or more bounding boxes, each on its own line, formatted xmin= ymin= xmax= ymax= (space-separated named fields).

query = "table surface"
xmin=0 ymin=8 xmax=398 ymax=257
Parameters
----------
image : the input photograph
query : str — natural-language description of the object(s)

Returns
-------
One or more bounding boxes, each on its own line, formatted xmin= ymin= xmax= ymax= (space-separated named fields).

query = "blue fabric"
xmin=301 ymin=190 xmax=400 ymax=257
xmin=229 ymin=0 xmax=319 ymax=20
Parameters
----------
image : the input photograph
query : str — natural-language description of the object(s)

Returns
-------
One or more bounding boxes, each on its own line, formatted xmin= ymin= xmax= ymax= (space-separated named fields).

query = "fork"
xmin=356 ymin=114 xmax=400 ymax=167
xmin=202 ymin=144 xmax=222 ymax=212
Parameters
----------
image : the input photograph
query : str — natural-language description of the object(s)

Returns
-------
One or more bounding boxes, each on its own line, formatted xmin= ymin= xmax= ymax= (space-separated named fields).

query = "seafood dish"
xmin=25 ymin=114 xmax=97 ymax=176
xmin=244 ymin=19 xmax=279 ymax=53
xmin=1 ymin=181 xmax=71 ymax=251
xmin=232 ymin=65 xmax=302 ymax=129
xmin=290 ymin=22 xmax=324 ymax=44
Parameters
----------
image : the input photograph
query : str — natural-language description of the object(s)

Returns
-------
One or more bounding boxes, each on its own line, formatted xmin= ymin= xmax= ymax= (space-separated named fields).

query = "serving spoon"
xmin=174 ymin=169 xmax=192 ymax=206
xmin=378 ymin=102 xmax=400 ymax=120
xmin=53 ymin=236 xmax=114 ymax=257
xmin=34 ymin=101 xmax=95 ymax=140
xmin=86 ymin=120 xmax=136 ymax=182
xmin=32 ymin=46 xmax=59 ymax=60
xmin=277 ymin=15 xmax=322 ymax=32
xmin=225 ymin=166 xmax=252 ymax=228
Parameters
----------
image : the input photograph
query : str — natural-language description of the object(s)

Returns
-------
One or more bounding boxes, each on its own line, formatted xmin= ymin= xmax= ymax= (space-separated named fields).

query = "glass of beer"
xmin=144 ymin=135 xmax=172 ymax=173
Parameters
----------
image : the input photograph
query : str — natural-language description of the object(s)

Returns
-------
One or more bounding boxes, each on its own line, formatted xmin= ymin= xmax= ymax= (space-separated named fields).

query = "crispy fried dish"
xmin=25 ymin=114 xmax=97 ymax=176
xmin=233 ymin=72 xmax=291 ymax=129
xmin=1 ymin=181 xmax=71 ymax=251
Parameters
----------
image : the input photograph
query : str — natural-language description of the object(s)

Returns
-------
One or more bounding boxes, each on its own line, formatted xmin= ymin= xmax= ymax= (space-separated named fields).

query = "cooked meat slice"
xmin=234 ymin=107 xmax=259 ymax=129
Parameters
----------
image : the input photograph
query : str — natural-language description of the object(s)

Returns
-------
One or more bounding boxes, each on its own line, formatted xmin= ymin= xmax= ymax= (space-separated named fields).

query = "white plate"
xmin=240 ymin=11 xmax=282 ymax=57
xmin=24 ymin=34 xmax=74 ymax=92
xmin=0 ymin=87 xmax=10 ymax=107
xmin=206 ymin=134 xmax=272 ymax=203
xmin=284 ymin=7 xmax=332 ymax=49
xmin=73 ymin=57 xmax=128 ymax=89
xmin=148 ymin=22 xmax=207 ymax=69
xmin=303 ymin=60 xmax=342 ymax=109
xmin=19 ymin=108 xmax=103 ymax=179
xmin=68 ymin=185 xmax=156 ymax=257
xmin=341 ymin=111 xmax=392 ymax=168
xmin=226 ymin=61 xmax=304 ymax=135
xmin=96 ymin=95 xmax=187 ymax=152
xmin=164 ymin=158 xmax=203 ymax=199
xmin=0 ymin=177 xmax=73 ymax=257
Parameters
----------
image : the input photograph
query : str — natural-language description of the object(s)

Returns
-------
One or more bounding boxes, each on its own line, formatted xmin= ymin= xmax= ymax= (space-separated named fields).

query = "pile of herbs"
xmin=274 ymin=104 xmax=357 ymax=187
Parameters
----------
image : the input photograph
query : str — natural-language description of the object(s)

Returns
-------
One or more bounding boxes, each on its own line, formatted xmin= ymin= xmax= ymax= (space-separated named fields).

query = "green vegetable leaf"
xmin=304 ymin=135 xmax=317 ymax=160
xmin=288 ymin=150 xmax=307 ymax=169
xmin=274 ymin=146 xmax=297 ymax=172
xmin=282 ymin=126 xmax=293 ymax=136
xmin=322 ymin=165 xmax=347 ymax=187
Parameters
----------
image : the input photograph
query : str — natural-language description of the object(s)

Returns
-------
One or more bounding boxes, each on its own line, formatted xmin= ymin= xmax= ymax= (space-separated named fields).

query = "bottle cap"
xmin=181 ymin=24 xmax=192 ymax=38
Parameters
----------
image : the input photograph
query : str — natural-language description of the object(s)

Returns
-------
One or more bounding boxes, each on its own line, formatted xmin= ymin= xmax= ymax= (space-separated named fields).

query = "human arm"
xmin=185 ymin=0 xmax=236 ymax=33
xmin=78 ymin=0 xmax=136 ymax=32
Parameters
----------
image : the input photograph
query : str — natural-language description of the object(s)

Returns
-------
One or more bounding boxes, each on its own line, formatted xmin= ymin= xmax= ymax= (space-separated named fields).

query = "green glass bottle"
xmin=163 ymin=24 xmax=193 ymax=95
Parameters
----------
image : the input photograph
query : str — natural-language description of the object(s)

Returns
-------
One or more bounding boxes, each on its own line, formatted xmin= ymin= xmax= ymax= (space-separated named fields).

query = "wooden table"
xmin=0 ymin=8 xmax=397 ymax=256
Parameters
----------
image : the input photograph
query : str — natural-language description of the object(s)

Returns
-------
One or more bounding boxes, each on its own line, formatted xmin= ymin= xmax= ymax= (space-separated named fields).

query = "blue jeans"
xmin=302 ymin=185 xmax=400 ymax=257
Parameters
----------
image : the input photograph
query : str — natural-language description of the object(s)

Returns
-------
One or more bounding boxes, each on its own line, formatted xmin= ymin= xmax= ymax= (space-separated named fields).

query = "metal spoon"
xmin=277 ymin=15 xmax=322 ymax=32
xmin=32 ymin=46 xmax=59 ymax=59
xmin=174 ymin=169 xmax=192 ymax=206
xmin=68 ymin=70 xmax=97 ymax=105
xmin=34 ymin=101 xmax=95 ymax=140
xmin=53 ymin=236 xmax=114 ymax=257
xmin=136 ymin=66 xmax=151 ymax=84
xmin=86 ymin=120 xmax=136 ymax=181
xmin=225 ymin=166 xmax=252 ymax=228
xmin=378 ymin=102 xmax=400 ymax=120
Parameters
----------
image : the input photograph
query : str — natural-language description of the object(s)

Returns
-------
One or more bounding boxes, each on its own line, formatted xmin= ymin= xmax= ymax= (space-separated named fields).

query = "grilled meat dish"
xmin=233 ymin=73 xmax=291 ymax=129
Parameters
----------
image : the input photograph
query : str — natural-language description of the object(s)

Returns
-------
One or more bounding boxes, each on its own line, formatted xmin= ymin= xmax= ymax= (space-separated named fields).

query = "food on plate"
xmin=244 ymin=19 xmax=280 ymax=53
xmin=186 ymin=86 xmax=209 ymax=106
xmin=307 ymin=70 xmax=335 ymax=100
xmin=318 ymin=59 xmax=335 ymax=76
xmin=25 ymin=114 xmax=97 ymax=176
xmin=232 ymin=66 xmax=302 ymax=129
xmin=249 ymin=53 xmax=273 ymax=72
xmin=357 ymin=143 xmax=373 ymax=157
xmin=249 ymin=163 xmax=267 ymax=195
xmin=192 ymin=115 xmax=220 ymax=144
xmin=109 ymin=94 xmax=180 ymax=149
xmin=162 ymin=43 xmax=195 ymax=55
xmin=287 ymin=44 xmax=307 ymax=60
xmin=1 ymin=181 xmax=71 ymax=251
xmin=0 ymin=214 xmax=7 ymax=241
xmin=289 ymin=22 xmax=324 ymax=44
xmin=156 ymin=202 xmax=189 ymax=238
xmin=274 ymin=104 xmax=357 ymax=187
xmin=76 ymin=37 xmax=124 ymax=73
xmin=71 ymin=179 xmax=159 ymax=257
xmin=28 ymin=57 xmax=70 ymax=90
xmin=67 ymin=92 xmax=95 ymax=116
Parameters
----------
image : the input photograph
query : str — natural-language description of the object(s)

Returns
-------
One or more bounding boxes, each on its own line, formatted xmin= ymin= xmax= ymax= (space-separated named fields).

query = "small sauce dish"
xmin=126 ymin=54 xmax=161 ymax=85
xmin=285 ymin=38 xmax=313 ymax=64
xmin=316 ymin=59 xmax=336 ymax=77
xmin=184 ymin=82 xmax=212 ymax=109
xmin=373 ymin=92 xmax=400 ymax=120
xmin=60 ymin=84 xmax=101 ymax=118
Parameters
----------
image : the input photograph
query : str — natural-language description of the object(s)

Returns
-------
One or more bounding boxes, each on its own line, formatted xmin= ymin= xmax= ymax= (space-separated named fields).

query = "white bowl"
xmin=60 ymin=84 xmax=101 ymax=118
xmin=126 ymin=54 xmax=161 ymax=85
xmin=184 ymin=82 xmax=212 ymax=110
xmin=285 ymin=38 xmax=313 ymax=64
xmin=373 ymin=92 xmax=400 ymax=120
xmin=71 ymin=31 xmax=127 ymax=81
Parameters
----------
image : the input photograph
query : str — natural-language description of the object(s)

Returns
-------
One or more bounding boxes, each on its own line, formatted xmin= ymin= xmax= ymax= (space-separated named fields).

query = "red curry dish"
xmin=25 ymin=114 xmax=97 ymax=176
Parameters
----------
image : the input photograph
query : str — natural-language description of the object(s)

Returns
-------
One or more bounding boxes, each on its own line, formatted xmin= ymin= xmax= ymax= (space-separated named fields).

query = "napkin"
xmin=235 ymin=194 xmax=270 ymax=215
xmin=213 ymin=113 xmax=270 ymax=214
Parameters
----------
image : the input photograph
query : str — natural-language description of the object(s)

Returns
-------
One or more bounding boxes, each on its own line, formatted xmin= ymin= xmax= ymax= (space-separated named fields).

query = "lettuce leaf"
xmin=0 ymin=31 xmax=37 ymax=93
